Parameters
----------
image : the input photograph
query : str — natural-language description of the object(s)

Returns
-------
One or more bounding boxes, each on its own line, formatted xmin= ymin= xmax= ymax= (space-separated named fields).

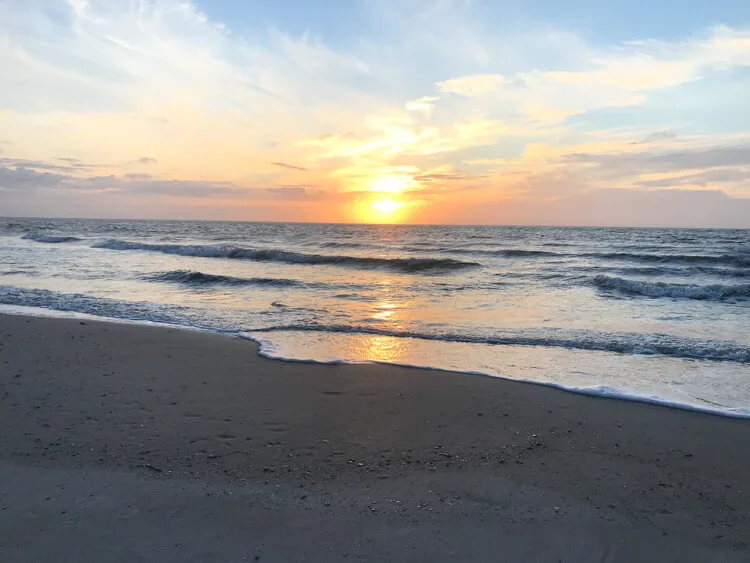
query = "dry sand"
xmin=0 ymin=312 xmax=748 ymax=562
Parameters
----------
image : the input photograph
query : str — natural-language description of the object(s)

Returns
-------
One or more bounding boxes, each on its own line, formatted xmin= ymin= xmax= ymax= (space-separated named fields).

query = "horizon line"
xmin=3 ymin=215 xmax=749 ymax=231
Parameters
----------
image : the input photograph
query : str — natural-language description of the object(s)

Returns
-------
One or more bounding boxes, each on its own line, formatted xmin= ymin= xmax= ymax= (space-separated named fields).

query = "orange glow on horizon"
xmin=352 ymin=198 xmax=406 ymax=223
xmin=349 ymin=172 xmax=417 ymax=223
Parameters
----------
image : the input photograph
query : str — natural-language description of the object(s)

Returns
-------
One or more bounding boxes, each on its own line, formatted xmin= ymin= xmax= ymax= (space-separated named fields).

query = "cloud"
xmin=66 ymin=0 xmax=88 ymax=17
xmin=405 ymin=96 xmax=439 ymax=117
xmin=638 ymin=168 xmax=750 ymax=188
xmin=414 ymin=169 xmax=485 ymax=183
xmin=123 ymin=173 xmax=152 ymax=181
xmin=437 ymin=74 xmax=504 ymax=96
xmin=422 ymin=188 xmax=750 ymax=228
xmin=266 ymin=28 xmax=371 ymax=75
xmin=632 ymin=130 xmax=678 ymax=144
xmin=128 ymin=157 xmax=158 ymax=166
xmin=0 ymin=157 xmax=92 ymax=173
xmin=544 ymin=189 xmax=750 ymax=228
xmin=298 ymin=115 xmax=507 ymax=162
xmin=425 ymin=26 xmax=750 ymax=125
xmin=0 ymin=166 xmax=228 ymax=197
xmin=0 ymin=166 xmax=335 ymax=202
xmin=562 ymin=144 xmax=750 ymax=174
xmin=457 ymin=135 xmax=750 ymax=206
xmin=251 ymin=186 xmax=333 ymax=201
xmin=0 ymin=166 xmax=66 ymax=190
xmin=270 ymin=162 xmax=308 ymax=171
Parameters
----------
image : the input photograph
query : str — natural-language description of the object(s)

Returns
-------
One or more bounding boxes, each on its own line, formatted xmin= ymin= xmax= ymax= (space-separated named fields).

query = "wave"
xmin=0 ymin=285 xmax=228 ymax=331
xmin=449 ymin=247 xmax=749 ymax=263
xmin=1 ymin=285 xmax=748 ymax=365
xmin=582 ymin=266 xmax=687 ymax=277
xmin=496 ymin=272 xmax=569 ymax=281
xmin=251 ymin=324 xmax=750 ymax=364
xmin=318 ymin=241 xmax=369 ymax=249
xmin=450 ymin=248 xmax=560 ymax=258
xmin=588 ymin=265 xmax=750 ymax=279
xmin=310 ymin=247 xmax=750 ymax=266
xmin=593 ymin=275 xmax=750 ymax=301
xmin=316 ymin=241 xmax=390 ymax=250
xmin=483 ymin=249 xmax=559 ymax=257
xmin=93 ymin=239 xmax=479 ymax=272
xmin=144 ymin=270 xmax=308 ymax=288
xmin=22 ymin=233 xmax=81 ymax=243
xmin=332 ymin=293 xmax=378 ymax=301
xmin=585 ymin=251 xmax=750 ymax=268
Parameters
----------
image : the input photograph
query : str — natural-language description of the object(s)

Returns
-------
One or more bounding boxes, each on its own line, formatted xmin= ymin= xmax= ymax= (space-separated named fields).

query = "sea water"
xmin=2 ymin=218 xmax=749 ymax=416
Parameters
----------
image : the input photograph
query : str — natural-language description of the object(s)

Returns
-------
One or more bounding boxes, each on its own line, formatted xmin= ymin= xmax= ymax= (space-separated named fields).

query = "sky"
xmin=1 ymin=0 xmax=749 ymax=226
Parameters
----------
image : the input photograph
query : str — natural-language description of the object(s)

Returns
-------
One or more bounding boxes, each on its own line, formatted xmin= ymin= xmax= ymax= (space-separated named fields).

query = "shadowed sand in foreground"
xmin=0 ymin=313 xmax=748 ymax=562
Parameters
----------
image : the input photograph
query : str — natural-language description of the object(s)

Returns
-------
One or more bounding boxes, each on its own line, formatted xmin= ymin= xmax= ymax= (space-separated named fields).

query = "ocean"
xmin=1 ymin=217 xmax=749 ymax=417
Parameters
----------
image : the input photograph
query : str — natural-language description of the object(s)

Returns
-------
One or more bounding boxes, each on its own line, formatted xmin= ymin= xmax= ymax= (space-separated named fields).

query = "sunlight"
xmin=352 ymin=198 xmax=407 ymax=223
xmin=346 ymin=171 xmax=421 ymax=223
xmin=370 ymin=199 xmax=404 ymax=214
xmin=368 ymin=174 xmax=414 ymax=194
xmin=372 ymin=300 xmax=397 ymax=321
xmin=357 ymin=335 xmax=406 ymax=363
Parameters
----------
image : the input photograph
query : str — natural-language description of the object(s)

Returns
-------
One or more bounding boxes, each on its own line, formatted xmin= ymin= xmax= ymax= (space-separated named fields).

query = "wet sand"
xmin=0 ymin=312 xmax=748 ymax=562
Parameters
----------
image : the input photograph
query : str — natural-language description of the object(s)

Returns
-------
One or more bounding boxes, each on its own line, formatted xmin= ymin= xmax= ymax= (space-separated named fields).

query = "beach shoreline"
xmin=5 ymin=303 xmax=748 ymax=419
xmin=1 ymin=312 xmax=749 ymax=561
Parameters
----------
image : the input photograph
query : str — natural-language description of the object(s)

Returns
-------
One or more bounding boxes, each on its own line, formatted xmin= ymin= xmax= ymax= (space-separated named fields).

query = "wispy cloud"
xmin=405 ymin=96 xmax=439 ymax=117
xmin=270 ymin=162 xmax=308 ymax=171
xmin=437 ymin=74 xmax=504 ymax=96
xmin=128 ymin=157 xmax=158 ymax=166
xmin=0 ymin=157 xmax=95 ymax=173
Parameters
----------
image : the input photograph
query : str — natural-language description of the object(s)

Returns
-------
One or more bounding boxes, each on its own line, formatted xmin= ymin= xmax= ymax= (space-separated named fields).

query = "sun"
xmin=351 ymin=173 xmax=416 ymax=223
xmin=354 ymin=198 xmax=407 ymax=223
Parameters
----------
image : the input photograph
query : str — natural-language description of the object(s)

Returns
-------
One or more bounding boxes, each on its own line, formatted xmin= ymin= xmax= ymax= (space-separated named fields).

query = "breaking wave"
xmin=586 ymin=251 xmax=750 ymax=268
xmin=143 ymin=270 xmax=309 ymax=288
xmin=594 ymin=275 xmax=750 ymax=301
xmin=93 ymin=239 xmax=479 ymax=272
xmin=22 ymin=233 xmax=82 ymax=243
xmin=584 ymin=266 xmax=750 ymax=278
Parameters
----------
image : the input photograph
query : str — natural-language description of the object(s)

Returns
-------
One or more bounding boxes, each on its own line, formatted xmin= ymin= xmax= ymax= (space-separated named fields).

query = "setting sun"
xmin=353 ymin=197 xmax=408 ymax=223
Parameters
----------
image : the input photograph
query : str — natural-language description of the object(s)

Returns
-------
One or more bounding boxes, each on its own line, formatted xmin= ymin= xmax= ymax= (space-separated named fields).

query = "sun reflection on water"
xmin=356 ymin=335 xmax=407 ymax=364
xmin=372 ymin=300 xmax=397 ymax=321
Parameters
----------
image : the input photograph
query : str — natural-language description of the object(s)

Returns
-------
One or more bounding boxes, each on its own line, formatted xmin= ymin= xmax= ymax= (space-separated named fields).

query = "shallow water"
xmin=2 ymin=217 xmax=749 ymax=416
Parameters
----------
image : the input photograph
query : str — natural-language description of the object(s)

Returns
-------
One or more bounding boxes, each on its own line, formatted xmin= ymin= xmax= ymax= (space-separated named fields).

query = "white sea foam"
xmin=242 ymin=331 xmax=750 ymax=419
